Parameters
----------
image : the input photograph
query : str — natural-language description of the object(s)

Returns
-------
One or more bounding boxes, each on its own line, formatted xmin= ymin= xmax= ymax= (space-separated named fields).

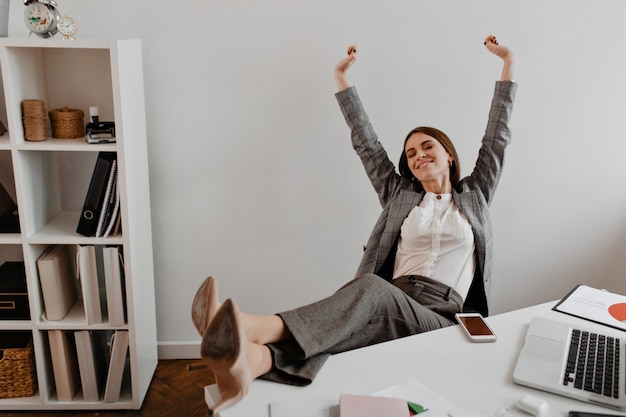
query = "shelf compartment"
xmin=15 ymin=138 xmax=116 ymax=152
xmin=0 ymin=149 xmax=20 ymax=235
xmin=14 ymin=151 xmax=124 ymax=242
xmin=0 ymin=44 xmax=115 ymax=146
xmin=27 ymin=211 xmax=123 ymax=245
xmin=42 ymin=329 xmax=132 ymax=406
xmin=0 ymin=330 xmax=38 ymax=401
xmin=37 ymin=294 xmax=128 ymax=331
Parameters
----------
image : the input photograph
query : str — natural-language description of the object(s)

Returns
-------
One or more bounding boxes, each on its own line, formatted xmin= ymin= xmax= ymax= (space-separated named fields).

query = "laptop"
xmin=513 ymin=316 xmax=626 ymax=410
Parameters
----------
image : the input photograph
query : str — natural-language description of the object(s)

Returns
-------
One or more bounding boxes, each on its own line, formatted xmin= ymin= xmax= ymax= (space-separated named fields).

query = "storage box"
xmin=0 ymin=262 xmax=30 ymax=320
xmin=0 ymin=331 xmax=38 ymax=398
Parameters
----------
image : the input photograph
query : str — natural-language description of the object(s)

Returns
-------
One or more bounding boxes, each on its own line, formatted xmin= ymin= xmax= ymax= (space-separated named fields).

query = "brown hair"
xmin=398 ymin=126 xmax=461 ymax=187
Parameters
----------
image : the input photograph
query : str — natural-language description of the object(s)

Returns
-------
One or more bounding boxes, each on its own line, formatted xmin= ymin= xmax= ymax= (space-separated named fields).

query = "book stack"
xmin=48 ymin=329 xmax=130 ymax=402
xmin=37 ymin=245 xmax=126 ymax=326
xmin=76 ymin=152 xmax=121 ymax=238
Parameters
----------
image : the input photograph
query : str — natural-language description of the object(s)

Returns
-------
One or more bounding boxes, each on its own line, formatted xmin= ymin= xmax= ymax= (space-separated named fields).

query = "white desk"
xmin=206 ymin=301 xmax=625 ymax=416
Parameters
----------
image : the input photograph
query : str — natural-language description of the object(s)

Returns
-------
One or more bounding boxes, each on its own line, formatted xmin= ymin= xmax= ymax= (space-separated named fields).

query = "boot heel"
xmin=191 ymin=276 xmax=220 ymax=335
xmin=200 ymin=299 xmax=251 ymax=415
xmin=201 ymin=299 xmax=240 ymax=361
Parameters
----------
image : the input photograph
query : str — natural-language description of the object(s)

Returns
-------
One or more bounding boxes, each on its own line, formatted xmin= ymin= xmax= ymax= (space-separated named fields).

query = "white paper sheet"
xmin=553 ymin=285 xmax=626 ymax=332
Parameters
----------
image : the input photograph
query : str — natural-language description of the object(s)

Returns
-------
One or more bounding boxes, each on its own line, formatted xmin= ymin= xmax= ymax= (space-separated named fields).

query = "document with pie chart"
xmin=553 ymin=284 xmax=626 ymax=332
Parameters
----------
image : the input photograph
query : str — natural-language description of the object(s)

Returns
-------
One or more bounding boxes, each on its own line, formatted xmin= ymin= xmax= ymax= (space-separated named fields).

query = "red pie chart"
xmin=608 ymin=303 xmax=626 ymax=323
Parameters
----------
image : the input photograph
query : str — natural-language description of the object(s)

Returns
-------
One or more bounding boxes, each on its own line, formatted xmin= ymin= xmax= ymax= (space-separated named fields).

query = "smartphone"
xmin=454 ymin=312 xmax=497 ymax=342
xmin=569 ymin=412 xmax=626 ymax=417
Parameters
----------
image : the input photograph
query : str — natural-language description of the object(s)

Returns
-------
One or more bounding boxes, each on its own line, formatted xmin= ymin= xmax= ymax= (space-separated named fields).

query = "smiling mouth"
xmin=416 ymin=161 xmax=432 ymax=170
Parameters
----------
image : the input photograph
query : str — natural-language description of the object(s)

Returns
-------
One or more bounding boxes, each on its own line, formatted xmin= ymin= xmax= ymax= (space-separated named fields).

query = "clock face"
xmin=24 ymin=3 xmax=57 ymax=34
xmin=57 ymin=16 xmax=77 ymax=37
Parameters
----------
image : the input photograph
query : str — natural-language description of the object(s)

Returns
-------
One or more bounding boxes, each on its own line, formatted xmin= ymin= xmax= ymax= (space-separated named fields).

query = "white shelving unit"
xmin=0 ymin=38 xmax=157 ymax=410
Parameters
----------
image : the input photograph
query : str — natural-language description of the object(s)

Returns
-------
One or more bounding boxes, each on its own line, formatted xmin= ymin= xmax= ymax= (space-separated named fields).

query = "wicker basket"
xmin=49 ymin=107 xmax=85 ymax=139
xmin=0 ymin=334 xmax=38 ymax=399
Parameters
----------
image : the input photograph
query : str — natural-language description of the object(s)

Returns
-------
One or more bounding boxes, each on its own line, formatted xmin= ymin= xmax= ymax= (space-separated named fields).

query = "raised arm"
xmin=469 ymin=35 xmax=518 ymax=204
xmin=334 ymin=45 xmax=358 ymax=91
xmin=484 ymin=35 xmax=515 ymax=81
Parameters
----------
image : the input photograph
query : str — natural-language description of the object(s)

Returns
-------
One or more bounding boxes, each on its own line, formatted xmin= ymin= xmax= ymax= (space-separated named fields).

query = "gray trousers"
xmin=262 ymin=273 xmax=463 ymax=386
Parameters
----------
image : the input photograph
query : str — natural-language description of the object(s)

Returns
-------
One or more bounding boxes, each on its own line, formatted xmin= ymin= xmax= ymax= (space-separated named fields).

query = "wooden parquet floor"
xmin=0 ymin=360 xmax=216 ymax=417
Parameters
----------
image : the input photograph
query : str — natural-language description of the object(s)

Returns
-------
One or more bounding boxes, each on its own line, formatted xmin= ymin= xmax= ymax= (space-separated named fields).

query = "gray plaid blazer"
xmin=335 ymin=81 xmax=517 ymax=316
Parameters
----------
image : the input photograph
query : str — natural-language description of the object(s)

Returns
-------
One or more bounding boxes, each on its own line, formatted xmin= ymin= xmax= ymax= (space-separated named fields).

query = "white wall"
xmin=6 ymin=0 xmax=626 ymax=358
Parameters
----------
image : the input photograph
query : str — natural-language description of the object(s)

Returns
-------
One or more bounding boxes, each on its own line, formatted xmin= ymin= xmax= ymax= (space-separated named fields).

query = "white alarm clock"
xmin=23 ymin=0 xmax=61 ymax=38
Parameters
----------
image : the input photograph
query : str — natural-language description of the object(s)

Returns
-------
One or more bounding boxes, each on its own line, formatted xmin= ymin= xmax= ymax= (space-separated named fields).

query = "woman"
xmin=191 ymin=35 xmax=517 ymax=415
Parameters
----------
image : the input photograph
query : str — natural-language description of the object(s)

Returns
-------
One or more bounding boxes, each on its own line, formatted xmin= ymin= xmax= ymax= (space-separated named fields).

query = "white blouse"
xmin=393 ymin=192 xmax=475 ymax=300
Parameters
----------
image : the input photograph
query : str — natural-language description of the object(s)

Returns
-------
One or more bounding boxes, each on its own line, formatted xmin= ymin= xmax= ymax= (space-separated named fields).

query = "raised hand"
xmin=484 ymin=35 xmax=515 ymax=81
xmin=334 ymin=45 xmax=358 ymax=91
xmin=484 ymin=35 xmax=511 ymax=60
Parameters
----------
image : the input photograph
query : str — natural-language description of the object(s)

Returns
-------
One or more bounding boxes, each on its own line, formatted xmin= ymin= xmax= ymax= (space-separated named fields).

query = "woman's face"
xmin=404 ymin=132 xmax=452 ymax=187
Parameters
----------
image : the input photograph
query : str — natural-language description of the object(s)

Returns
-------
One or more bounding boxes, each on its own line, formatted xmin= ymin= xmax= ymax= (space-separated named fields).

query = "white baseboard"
xmin=157 ymin=340 xmax=201 ymax=360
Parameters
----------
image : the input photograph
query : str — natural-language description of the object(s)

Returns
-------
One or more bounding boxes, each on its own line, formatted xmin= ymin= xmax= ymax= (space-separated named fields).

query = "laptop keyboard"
xmin=563 ymin=328 xmax=621 ymax=398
